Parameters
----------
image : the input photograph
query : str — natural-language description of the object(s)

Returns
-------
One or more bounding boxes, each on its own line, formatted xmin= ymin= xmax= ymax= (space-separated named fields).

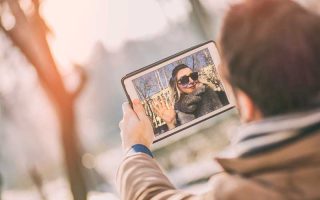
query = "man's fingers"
xmin=122 ymin=102 xmax=137 ymax=120
xmin=132 ymin=99 xmax=148 ymax=121
xmin=119 ymin=119 xmax=124 ymax=129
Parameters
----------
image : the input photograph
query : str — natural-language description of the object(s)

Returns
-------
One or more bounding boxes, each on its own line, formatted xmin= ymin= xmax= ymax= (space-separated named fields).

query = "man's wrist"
xmin=126 ymin=144 xmax=153 ymax=158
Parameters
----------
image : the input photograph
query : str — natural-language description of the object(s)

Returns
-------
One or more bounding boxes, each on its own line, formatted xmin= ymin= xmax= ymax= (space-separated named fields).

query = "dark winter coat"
xmin=174 ymin=84 xmax=223 ymax=125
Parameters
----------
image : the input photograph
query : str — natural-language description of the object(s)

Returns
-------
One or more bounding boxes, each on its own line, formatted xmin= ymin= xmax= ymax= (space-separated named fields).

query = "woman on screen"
xmin=153 ymin=64 xmax=223 ymax=130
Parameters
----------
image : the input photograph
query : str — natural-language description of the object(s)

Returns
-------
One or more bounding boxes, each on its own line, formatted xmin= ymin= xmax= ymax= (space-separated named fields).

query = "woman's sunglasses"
xmin=177 ymin=72 xmax=199 ymax=86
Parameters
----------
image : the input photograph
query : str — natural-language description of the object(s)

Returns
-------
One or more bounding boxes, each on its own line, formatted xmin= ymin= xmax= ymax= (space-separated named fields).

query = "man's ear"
xmin=235 ymin=89 xmax=262 ymax=122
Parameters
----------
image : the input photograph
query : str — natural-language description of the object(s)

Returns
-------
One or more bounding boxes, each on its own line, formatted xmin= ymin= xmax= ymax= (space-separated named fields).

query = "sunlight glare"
xmin=41 ymin=0 xmax=185 ymax=70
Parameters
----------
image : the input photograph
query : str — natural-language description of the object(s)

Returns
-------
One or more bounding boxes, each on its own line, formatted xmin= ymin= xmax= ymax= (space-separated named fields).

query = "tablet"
xmin=122 ymin=41 xmax=235 ymax=142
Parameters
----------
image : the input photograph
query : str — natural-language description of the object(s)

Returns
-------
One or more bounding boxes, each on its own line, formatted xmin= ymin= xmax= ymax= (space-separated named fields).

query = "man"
xmin=117 ymin=0 xmax=320 ymax=199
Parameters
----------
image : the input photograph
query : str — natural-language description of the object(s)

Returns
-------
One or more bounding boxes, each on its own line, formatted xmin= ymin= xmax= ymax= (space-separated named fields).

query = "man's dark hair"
xmin=219 ymin=0 xmax=320 ymax=116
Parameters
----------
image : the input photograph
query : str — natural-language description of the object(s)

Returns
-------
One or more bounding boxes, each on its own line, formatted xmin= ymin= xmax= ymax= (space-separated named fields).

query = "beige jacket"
xmin=117 ymin=110 xmax=320 ymax=200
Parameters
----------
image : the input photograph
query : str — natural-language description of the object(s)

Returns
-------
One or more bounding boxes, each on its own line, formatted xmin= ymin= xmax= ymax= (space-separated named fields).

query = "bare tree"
xmin=203 ymin=49 xmax=223 ymax=90
xmin=134 ymin=75 xmax=158 ymax=125
xmin=0 ymin=1 xmax=88 ymax=199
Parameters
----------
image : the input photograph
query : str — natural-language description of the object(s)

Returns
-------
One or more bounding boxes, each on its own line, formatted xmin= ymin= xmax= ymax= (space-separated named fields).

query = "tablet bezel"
xmin=121 ymin=41 xmax=235 ymax=143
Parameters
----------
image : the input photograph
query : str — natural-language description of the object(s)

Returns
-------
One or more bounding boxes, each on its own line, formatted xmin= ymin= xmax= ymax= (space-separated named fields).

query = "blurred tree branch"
xmin=0 ymin=0 xmax=89 ymax=199
xmin=72 ymin=64 xmax=88 ymax=100
xmin=29 ymin=167 xmax=47 ymax=200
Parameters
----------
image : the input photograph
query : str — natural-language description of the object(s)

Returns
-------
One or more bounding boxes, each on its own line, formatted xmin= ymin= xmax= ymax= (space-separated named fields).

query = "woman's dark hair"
xmin=171 ymin=64 xmax=189 ymax=79
xmin=169 ymin=64 xmax=190 ymax=102
xmin=219 ymin=0 xmax=320 ymax=116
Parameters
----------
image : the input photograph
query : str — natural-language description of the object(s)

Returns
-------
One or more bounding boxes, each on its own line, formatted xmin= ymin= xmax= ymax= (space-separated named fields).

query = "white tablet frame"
xmin=122 ymin=41 xmax=235 ymax=142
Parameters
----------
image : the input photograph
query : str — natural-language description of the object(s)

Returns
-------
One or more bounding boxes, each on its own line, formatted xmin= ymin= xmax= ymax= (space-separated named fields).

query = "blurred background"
xmin=0 ymin=0 xmax=319 ymax=199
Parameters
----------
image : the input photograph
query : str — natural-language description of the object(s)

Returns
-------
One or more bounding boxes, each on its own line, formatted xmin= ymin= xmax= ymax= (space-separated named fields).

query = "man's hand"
xmin=119 ymin=99 xmax=155 ymax=152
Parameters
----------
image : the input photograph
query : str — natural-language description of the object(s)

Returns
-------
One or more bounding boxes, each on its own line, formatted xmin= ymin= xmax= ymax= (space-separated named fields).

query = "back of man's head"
xmin=219 ymin=0 xmax=320 ymax=116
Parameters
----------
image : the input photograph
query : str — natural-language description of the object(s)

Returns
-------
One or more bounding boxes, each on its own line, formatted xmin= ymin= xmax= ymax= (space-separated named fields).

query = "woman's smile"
xmin=186 ymin=82 xmax=196 ymax=89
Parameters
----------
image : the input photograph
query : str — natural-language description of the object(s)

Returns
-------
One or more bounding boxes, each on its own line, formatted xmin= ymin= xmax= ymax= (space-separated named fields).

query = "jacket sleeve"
xmin=116 ymin=153 xmax=195 ymax=200
xmin=116 ymin=153 xmax=283 ymax=200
